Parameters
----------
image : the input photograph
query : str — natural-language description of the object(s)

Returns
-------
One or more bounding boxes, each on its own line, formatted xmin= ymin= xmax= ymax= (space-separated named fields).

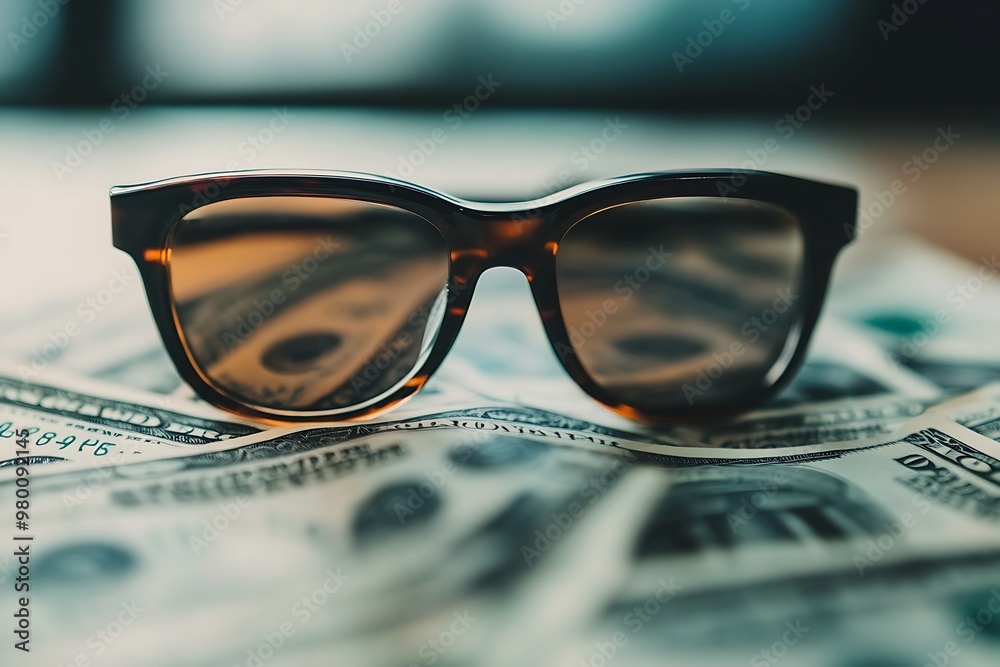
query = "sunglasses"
xmin=111 ymin=169 xmax=857 ymax=424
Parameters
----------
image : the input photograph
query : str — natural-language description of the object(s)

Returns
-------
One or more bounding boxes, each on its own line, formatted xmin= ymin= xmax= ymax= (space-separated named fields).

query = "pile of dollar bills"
xmin=3 ymin=234 xmax=999 ymax=667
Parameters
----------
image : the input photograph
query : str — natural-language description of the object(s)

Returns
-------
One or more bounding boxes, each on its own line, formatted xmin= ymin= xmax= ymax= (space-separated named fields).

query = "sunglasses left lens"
xmin=168 ymin=196 xmax=450 ymax=416
xmin=555 ymin=196 xmax=804 ymax=416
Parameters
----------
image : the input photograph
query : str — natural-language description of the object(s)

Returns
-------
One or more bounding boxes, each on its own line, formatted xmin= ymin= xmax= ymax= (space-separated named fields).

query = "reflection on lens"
xmin=556 ymin=197 xmax=803 ymax=412
xmin=169 ymin=196 xmax=449 ymax=414
xmin=260 ymin=332 xmax=342 ymax=374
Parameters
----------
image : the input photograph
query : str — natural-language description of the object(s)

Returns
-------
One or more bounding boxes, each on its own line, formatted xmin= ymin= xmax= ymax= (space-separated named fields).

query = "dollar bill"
xmin=492 ymin=415 xmax=1000 ymax=667
xmin=0 ymin=370 xmax=261 ymax=469
xmin=677 ymin=394 xmax=931 ymax=449
xmin=827 ymin=234 xmax=1000 ymax=395
xmin=0 ymin=400 xmax=714 ymax=491
xmin=12 ymin=391 xmax=951 ymax=492
xmin=0 ymin=294 xmax=187 ymax=395
xmin=10 ymin=405 xmax=1000 ymax=666
xmin=14 ymin=421 xmax=633 ymax=667
xmin=932 ymin=382 xmax=1000 ymax=443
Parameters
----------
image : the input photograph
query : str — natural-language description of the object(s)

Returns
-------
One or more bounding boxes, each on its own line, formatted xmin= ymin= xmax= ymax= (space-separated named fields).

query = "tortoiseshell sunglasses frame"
xmin=111 ymin=169 xmax=857 ymax=425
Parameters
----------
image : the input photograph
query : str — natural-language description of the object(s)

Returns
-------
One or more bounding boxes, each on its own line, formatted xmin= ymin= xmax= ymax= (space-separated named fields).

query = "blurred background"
xmin=3 ymin=0 xmax=999 ymax=112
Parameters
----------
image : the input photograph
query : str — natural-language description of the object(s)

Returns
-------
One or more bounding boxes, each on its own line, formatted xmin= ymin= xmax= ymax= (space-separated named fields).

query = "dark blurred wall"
xmin=0 ymin=0 xmax=996 ymax=117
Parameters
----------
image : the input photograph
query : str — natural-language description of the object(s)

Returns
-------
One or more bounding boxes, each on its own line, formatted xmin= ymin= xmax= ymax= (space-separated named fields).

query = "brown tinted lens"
xmin=169 ymin=196 xmax=450 ymax=415
xmin=556 ymin=197 xmax=804 ymax=412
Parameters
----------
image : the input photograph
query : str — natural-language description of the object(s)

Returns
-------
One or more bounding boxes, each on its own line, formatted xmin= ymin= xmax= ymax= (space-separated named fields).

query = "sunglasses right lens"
xmin=168 ymin=196 xmax=450 ymax=416
xmin=555 ymin=197 xmax=805 ymax=414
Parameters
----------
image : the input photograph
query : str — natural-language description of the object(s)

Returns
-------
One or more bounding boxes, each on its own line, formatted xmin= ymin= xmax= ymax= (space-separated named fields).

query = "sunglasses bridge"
xmin=447 ymin=214 xmax=551 ymax=290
